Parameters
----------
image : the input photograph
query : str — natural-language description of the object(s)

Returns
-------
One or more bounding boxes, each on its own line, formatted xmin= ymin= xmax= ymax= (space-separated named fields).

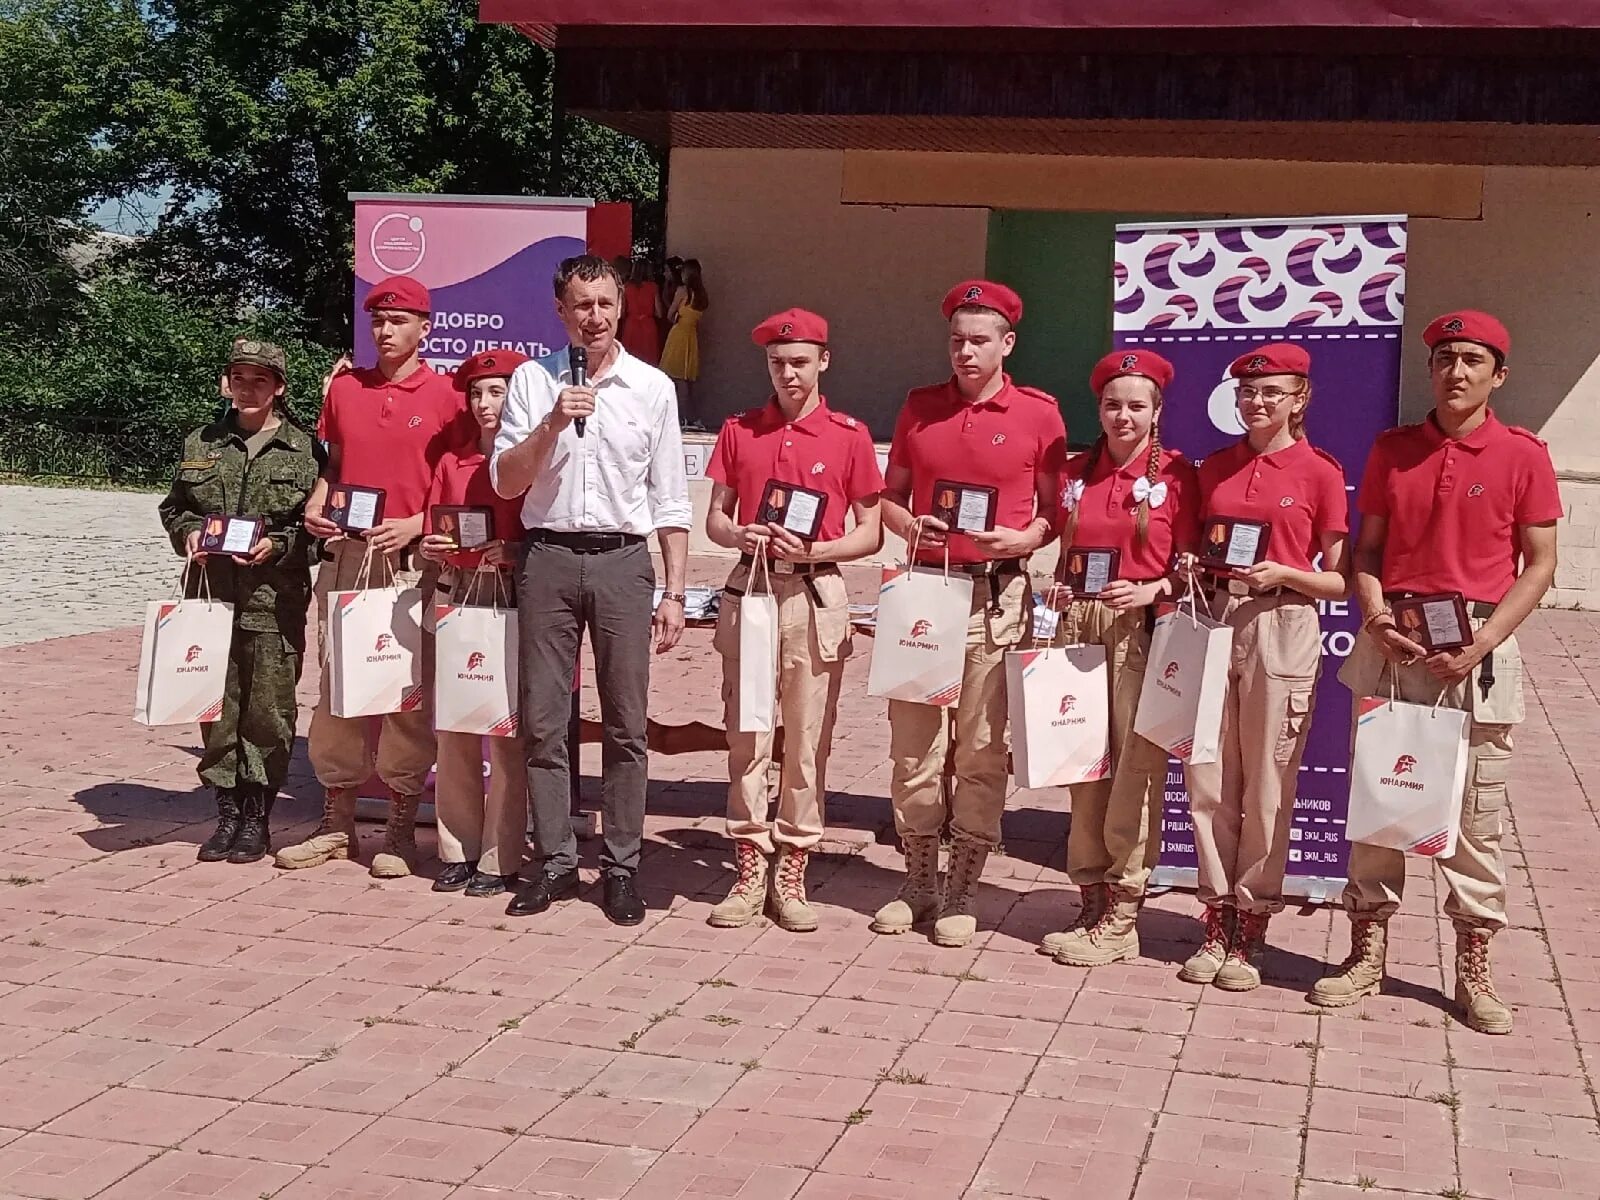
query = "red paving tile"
xmin=13 ymin=608 xmax=1600 ymax=1197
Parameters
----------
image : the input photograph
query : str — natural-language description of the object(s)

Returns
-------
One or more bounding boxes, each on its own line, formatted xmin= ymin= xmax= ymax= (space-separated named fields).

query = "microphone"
xmin=569 ymin=344 xmax=588 ymax=438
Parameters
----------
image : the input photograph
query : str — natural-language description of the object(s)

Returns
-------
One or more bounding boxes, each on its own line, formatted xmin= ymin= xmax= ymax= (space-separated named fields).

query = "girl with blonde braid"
xmin=1041 ymin=350 xmax=1199 ymax=967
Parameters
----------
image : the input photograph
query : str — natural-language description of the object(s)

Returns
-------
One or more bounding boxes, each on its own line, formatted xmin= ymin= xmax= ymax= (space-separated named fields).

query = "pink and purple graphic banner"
xmin=1112 ymin=215 xmax=1407 ymax=899
xmin=352 ymin=193 xmax=590 ymax=374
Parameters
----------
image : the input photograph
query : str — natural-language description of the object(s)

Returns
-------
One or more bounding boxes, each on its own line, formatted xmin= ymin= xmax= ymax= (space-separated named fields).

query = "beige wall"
xmin=668 ymin=149 xmax=1600 ymax=605
xmin=665 ymin=149 xmax=987 ymax=436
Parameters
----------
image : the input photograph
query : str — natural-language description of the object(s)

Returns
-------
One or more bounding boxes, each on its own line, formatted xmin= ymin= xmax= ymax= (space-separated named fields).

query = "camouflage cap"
xmin=227 ymin=337 xmax=287 ymax=378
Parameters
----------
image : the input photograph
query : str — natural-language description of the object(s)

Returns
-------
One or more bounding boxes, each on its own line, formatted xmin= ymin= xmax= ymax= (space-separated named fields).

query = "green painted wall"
xmin=985 ymin=210 xmax=1176 ymax=448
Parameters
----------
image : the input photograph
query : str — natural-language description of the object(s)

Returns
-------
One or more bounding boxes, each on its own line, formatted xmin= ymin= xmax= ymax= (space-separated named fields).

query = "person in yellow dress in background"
xmin=660 ymin=257 xmax=709 ymax=428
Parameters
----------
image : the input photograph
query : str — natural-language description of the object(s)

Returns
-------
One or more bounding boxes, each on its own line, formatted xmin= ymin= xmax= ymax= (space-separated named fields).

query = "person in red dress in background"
xmin=621 ymin=259 xmax=663 ymax=366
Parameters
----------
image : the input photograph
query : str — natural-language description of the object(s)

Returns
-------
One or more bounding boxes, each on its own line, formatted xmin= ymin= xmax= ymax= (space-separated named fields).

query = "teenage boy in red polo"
xmin=704 ymin=308 xmax=883 ymax=932
xmin=1311 ymin=310 xmax=1561 ymax=1034
xmin=278 ymin=275 xmax=465 ymax=879
xmin=874 ymin=280 xmax=1067 ymax=948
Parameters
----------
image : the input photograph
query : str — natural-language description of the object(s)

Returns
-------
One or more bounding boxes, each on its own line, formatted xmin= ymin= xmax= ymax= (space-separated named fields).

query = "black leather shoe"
xmin=197 ymin=789 xmax=242 ymax=862
xmin=433 ymin=861 xmax=478 ymax=892
xmin=507 ymin=869 xmax=579 ymax=917
xmin=465 ymin=871 xmax=514 ymax=898
xmin=602 ymin=874 xmax=646 ymax=926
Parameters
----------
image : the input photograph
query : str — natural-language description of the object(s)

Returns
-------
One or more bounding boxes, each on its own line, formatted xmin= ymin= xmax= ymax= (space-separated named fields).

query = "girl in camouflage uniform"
xmin=158 ymin=338 xmax=323 ymax=863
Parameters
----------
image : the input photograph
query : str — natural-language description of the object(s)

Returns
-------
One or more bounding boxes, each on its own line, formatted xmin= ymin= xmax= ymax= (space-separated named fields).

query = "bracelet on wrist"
xmin=1362 ymin=608 xmax=1395 ymax=633
xmin=661 ymin=591 xmax=687 ymax=604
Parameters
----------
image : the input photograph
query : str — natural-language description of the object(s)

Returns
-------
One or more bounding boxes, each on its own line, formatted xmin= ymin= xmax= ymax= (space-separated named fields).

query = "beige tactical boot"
xmin=274 ymin=787 xmax=360 ymax=869
xmin=870 ymin=834 xmax=942 ymax=935
xmin=369 ymin=793 xmax=421 ymax=878
xmin=1040 ymin=883 xmax=1108 ymax=957
xmin=1309 ymin=915 xmax=1388 ymax=1008
xmin=708 ymin=841 xmax=769 ymax=928
xmin=1178 ymin=905 xmax=1233 ymax=985
xmin=1055 ymin=886 xmax=1141 ymax=967
xmin=1215 ymin=911 xmax=1270 ymax=991
xmin=1454 ymin=924 xmax=1513 ymax=1035
xmin=770 ymin=846 xmax=818 ymax=933
xmin=933 ymin=834 xmax=991 ymax=948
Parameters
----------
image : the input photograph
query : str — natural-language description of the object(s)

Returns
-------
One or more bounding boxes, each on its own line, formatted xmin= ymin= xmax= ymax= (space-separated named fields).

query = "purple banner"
xmin=1112 ymin=217 xmax=1406 ymax=897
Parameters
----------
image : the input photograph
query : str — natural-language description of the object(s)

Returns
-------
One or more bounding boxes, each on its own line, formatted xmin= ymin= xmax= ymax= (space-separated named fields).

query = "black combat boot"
xmin=197 ymin=789 xmax=242 ymax=862
xmin=227 ymin=785 xmax=272 ymax=864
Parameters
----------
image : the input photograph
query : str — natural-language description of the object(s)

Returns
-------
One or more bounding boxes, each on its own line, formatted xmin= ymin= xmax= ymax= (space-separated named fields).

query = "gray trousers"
xmin=517 ymin=538 xmax=654 ymax=877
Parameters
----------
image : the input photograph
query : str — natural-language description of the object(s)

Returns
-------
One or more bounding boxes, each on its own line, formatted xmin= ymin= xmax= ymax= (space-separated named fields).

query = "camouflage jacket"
xmin=158 ymin=413 xmax=322 ymax=635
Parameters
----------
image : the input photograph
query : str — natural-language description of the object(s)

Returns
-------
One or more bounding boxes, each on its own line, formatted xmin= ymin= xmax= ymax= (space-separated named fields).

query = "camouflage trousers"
xmin=198 ymin=628 xmax=305 ymax=793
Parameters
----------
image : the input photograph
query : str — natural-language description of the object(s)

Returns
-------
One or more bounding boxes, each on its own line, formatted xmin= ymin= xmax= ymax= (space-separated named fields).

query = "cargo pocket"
xmin=1471 ymin=634 xmax=1527 ymax=726
xmin=1466 ymin=752 xmax=1509 ymax=842
xmin=985 ymin=572 xmax=1029 ymax=648
xmin=810 ymin=570 xmax=853 ymax=663
xmin=713 ymin=592 xmax=742 ymax=658
xmin=1275 ymin=685 xmax=1314 ymax=765
xmin=176 ymin=465 xmax=224 ymax=513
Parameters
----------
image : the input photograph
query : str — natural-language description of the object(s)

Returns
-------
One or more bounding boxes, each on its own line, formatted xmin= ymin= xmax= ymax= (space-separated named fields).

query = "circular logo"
xmin=370 ymin=212 xmax=427 ymax=275
xmin=1207 ymin=370 xmax=1247 ymax=437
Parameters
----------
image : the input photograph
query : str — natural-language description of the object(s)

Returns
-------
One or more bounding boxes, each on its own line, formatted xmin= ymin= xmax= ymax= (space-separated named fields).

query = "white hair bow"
xmin=1131 ymin=478 xmax=1168 ymax=508
xmin=1062 ymin=479 xmax=1085 ymax=512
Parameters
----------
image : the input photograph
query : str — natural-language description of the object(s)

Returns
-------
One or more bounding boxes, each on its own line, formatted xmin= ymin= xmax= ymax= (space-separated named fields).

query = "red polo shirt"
xmin=888 ymin=376 xmax=1068 ymax=565
xmin=1063 ymin=446 xmax=1200 ymax=579
xmin=1357 ymin=411 xmax=1562 ymax=603
xmin=318 ymin=363 xmax=465 ymax=520
xmin=422 ymin=440 xmax=527 ymax=569
xmin=1197 ymin=437 xmax=1349 ymax=572
xmin=708 ymin=397 xmax=883 ymax=542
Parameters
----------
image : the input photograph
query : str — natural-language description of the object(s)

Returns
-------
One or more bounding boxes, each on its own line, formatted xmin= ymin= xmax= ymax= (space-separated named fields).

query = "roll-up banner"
xmin=1112 ymin=215 xmax=1407 ymax=900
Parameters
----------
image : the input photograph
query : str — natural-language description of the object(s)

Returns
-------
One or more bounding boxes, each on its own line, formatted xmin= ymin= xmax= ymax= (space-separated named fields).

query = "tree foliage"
xmin=129 ymin=0 xmax=660 ymax=344
xmin=0 ymin=0 xmax=151 ymax=332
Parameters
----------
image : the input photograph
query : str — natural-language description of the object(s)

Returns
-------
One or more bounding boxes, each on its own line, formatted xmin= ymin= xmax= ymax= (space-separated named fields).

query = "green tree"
xmin=132 ymin=0 xmax=659 ymax=346
xmin=0 ymin=0 xmax=151 ymax=333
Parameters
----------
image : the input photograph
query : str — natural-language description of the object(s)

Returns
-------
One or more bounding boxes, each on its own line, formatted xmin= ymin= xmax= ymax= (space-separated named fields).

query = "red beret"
xmin=752 ymin=307 xmax=828 ymax=347
xmin=942 ymin=279 xmax=1023 ymax=325
xmin=364 ymin=275 xmax=431 ymax=315
xmin=1229 ymin=343 xmax=1311 ymax=379
xmin=1090 ymin=349 xmax=1174 ymax=396
xmin=454 ymin=350 xmax=530 ymax=391
xmin=1423 ymin=310 xmax=1510 ymax=359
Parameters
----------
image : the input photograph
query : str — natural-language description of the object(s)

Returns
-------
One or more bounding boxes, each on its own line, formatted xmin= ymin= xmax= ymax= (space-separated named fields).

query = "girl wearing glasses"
xmin=1178 ymin=344 xmax=1350 ymax=992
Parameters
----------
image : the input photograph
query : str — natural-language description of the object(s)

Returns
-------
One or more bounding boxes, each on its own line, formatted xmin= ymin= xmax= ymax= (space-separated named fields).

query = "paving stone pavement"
xmin=6 ymin=487 xmax=1600 ymax=1197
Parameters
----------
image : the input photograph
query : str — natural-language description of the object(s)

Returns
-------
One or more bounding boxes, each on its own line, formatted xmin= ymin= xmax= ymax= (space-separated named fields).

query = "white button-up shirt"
xmin=490 ymin=345 xmax=692 ymax=536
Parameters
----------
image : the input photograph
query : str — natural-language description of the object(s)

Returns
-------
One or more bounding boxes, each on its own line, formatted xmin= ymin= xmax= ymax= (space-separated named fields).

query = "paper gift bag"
xmin=434 ymin=574 xmax=519 ymax=736
xmin=1006 ymin=644 xmax=1111 ymax=787
xmin=133 ymin=572 xmax=234 ymax=726
xmin=1347 ymin=693 xmax=1470 ymax=857
xmin=733 ymin=549 xmax=780 ymax=733
xmin=867 ymin=560 xmax=974 ymax=706
xmin=1134 ymin=603 xmax=1232 ymax=763
xmin=329 ymin=582 xmax=424 ymax=718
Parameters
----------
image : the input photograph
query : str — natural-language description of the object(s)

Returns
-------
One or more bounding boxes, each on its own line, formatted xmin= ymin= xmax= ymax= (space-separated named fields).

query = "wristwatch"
xmin=661 ymin=591 xmax=687 ymax=604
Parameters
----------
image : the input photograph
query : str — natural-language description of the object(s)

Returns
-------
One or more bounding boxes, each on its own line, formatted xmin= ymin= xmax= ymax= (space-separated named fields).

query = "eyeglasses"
xmin=1235 ymin=385 xmax=1304 ymax=404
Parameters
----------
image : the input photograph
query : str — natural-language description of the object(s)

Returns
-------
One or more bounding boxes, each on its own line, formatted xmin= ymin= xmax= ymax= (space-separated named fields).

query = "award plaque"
xmin=199 ymin=514 xmax=265 ymax=556
xmin=432 ymin=505 xmax=495 ymax=549
xmin=1198 ymin=516 xmax=1270 ymax=571
xmin=327 ymin=484 xmax=386 ymax=533
xmin=1063 ymin=547 xmax=1121 ymax=597
xmin=758 ymin=479 xmax=827 ymax=540
xmin=1391 ymin=592 xmax=1472 ymax=652
xmin=931 ymin=479 xmax=998 ymax=534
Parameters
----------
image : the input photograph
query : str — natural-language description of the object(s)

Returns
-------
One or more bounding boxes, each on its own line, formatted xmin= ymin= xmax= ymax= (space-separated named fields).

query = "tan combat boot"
xmin=274 ymin=787 xmax=360 ymax=869
xmin=708 ymin=842 xmax=769 ymax=929
xmin=1309 ymin=915 xmax=1388 ymax=1008
xmin=1040 ymin=883 xmax=1108 ymax=957
xmin=933 ymin=834 xmax=990 ymax=948
xmin=369 ymin=793 xmax=421 ymax=879
xmin=1178 ymin=905 xmax=1233 ymax=984
xmin=1454 ymin=925 xmax=1513 ymax=1035
xmin=770 ymin=846 xmax=818 ymax=933
xmin=870 ymin=834 xmax=942 ymax=935
xmin=1055 ymin=886 xmax=1140 ymax=967
xmin=1215 ymin=911 xmax=1270 ymax=991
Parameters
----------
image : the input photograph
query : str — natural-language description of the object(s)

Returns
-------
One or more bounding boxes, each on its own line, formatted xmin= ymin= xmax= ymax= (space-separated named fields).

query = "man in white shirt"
xmin=492 ymin=254 xmax=692 ymax=925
